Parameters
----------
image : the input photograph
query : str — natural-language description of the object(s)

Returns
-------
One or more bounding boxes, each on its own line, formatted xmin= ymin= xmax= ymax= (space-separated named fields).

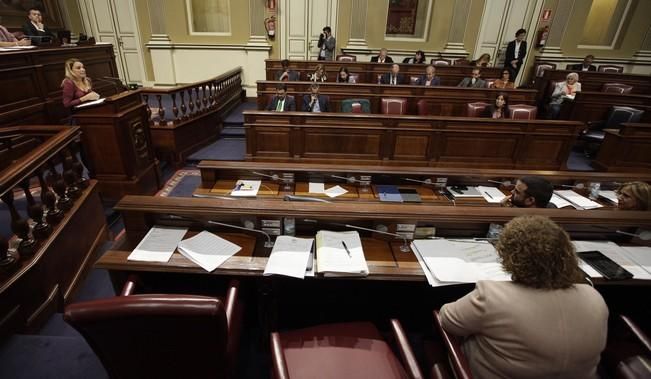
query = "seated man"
xmin=0 ymin=21 xmax=31 ymax=47
xmin=500 ymin=176 xmax=553 ymax=208
xmin=302 ymin=84 xmax=329 ymax=112
xmin=416 ymin=65 xmax=440 ymax=86
xmin=275 ymin=59 xmax=300 ymax=81
xmin=371 ymin=48 xmax=393 ymax=63
xmin=381 ymin=63 xmax=405 ymax=85
xmin=458 ymin=68 xmax=486 ymax=88
xmin=22 ymin=7 xmax=55 ymax=44
xmin=568 ymin=55 xmax=596 ymax=72
xmin=265 ymin=83 xmax=296 ymax=112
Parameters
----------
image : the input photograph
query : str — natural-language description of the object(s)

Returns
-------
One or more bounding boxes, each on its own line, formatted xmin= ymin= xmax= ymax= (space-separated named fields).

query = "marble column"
xmin=539 ymin=0 xmax=575 ymax=58
xmin=345 ymin=0 xmax=369 ymax=48
xmin=443 ymin=0 xmax=471 ymax=55
xmin=146 ymin=0 xmax=176 ymax=85
xmin=248 ymin=0 xmax=269 ymax=45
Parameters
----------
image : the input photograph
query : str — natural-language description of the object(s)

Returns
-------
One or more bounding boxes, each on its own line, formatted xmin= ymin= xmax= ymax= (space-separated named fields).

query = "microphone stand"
xmin=303 ymin=219 xmax=411 ymax=253
xmin=330 ymin=174 xmax=371 ymax=194
xmin=251 ymin=171 xmax=293 ymax=191
xmin=164 ymin=214 xmax=274 ymax=248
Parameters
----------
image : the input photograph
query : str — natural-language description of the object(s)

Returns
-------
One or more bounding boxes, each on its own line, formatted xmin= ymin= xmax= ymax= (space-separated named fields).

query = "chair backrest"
xmin=605 ymin=106 xmax=644 ymax=129
xmin=510 ymin=104 xmax=538 ymax=120
xmin=409 ymin=76 xmax=420 ymax=85
xmin=535 ymin=62 xmax=557 ymax=78
xmin=64 ymin=294 xmax=230 ymax=378
xmin=466 ymin=102 xmax=489 ymax=117
xmin=484 ymin=78 xmax=496 ymax=88
xmin=602 ymin=82 xmax=633 ymax=94
xmin=349 ymin=73 xmax=360 ymax=83
xmin=454 ymin=58 xmax=470 ymax=66
xmin=341 ymin=98 xmax=371 ymax=113
xmin=336 ymin=54 xmax=357 ymax=62
xmin=381 ymin=98 xmax=408 ymax=115
xmin=599 ymin=64 xmax=624 ymax=73
xmin=431 ymin=58 xmax=452 ymax=66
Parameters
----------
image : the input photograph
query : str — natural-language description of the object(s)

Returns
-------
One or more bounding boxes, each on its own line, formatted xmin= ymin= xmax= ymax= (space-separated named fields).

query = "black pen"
xmin=341 ymin=240 xmax=352 ymax=258
xmin=484 ymin=191 xmax=493 ymax=199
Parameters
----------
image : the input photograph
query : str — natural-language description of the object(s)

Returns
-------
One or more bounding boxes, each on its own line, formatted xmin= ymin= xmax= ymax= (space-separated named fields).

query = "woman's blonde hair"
xmin=496 ymin=215 xmax=582 ymax=289
xmin=617 ymin=181 xmax=651 ymax=211
xmin=62 ymin=58 xmax=91 ymax=88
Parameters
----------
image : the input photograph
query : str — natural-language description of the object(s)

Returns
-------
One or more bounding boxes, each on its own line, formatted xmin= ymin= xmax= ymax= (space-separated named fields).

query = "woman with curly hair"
xmin=440 ymin=215 xmax=608 ymax=379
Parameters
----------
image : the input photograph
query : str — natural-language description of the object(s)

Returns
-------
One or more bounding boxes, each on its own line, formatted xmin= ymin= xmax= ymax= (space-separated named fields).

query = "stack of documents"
xmin=177 ymin=231 xmax=242 ymax=272
xmin=230 ymin=180 xmax=261 ymax=197
xmin=411 ymin=239 xmax=511 ymax=286
xmin=476 ymin=186 xmax=506 ymax=204
xmin=553 ymin=190 xmax=603 ymax=210
xmin=446 ymin=186 xmax=483 ymax=198
xmin=574 ymin=241 xmax=651 ymax=279
xmin=128 ymin=226 xmax=188 ymax=262
xmin=315 ymin=230 xmax=369 ymax=277
xmin=263 ymin=236 xmax=314 ymax=279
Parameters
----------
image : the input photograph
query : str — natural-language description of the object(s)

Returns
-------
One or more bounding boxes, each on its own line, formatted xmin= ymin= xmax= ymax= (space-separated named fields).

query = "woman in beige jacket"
xmin=440 ymin=215 xmax=608 ymax=379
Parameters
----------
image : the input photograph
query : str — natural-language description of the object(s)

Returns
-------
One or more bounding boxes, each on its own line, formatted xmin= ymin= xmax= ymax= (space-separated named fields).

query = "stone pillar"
xmin=345 ymin=0 xmax=368 ymax=48
xmin=539 ymin=0 xmax=575 ymax=58
xmin=248 ymin=0 xmax=269 ymax=45
xmin=146 ymin=0 xmax=176 ymax=85
xmin=443 ymin=0 xmax=471 ymax=55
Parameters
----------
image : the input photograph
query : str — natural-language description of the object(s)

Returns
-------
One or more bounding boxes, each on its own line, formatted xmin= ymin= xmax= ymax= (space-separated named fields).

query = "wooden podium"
xmin=74 ymin=90 xmax=161 ymax=201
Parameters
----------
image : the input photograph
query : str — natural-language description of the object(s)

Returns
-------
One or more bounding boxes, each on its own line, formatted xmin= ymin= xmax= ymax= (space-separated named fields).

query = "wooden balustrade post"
xmin=194 ymin=87 xmax=201 ymax=113
xmin=143 ymin=94 xmax=152 ymax=121
xmin=209 ymin=82 xmax=215 ymax=107
xmin=188 ymin=89 xmax=195 ymax=115
xmin=171 ymin=93 xmax=179 ymax=122
xmin=0 ymin=236 xmax=18 ymax=273
xmin=202 ymin=84 xmax=208 ymax=108
xmin=179 ymin=91 xmax=188 ymax=120
xmin=156 ymin=94 xmax=165 ymax=122
xmin=19 ymin=179 xmax=35 ymax=207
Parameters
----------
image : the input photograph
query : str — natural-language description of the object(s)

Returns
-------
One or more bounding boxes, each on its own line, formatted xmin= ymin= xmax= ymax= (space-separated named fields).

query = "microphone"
xmin=251 ymin=171 xmax=293 ymax=191
xmin=330 ymin=175 xmax=369 ymax=185
xmin=560 ymin=183 xmax=586 ymax=190
xmin=284 ymin=195 xmax=331 ymax=203
xmin=302 ymin=219 xmax=411 ymax=253
xmin=487 ymin=179 xmax=513 ymax=186
xmin=401 ymin=177 xmax=432 ymax=185
xmin=94 ymin=77 xmax=121 ymax=94
xmin=164 ymin=214 xmax=274 ymax=248
xmin=192 ymin=193 xmax=236 ymax=200
xmin=616 ymin=230 xmax=651 ymax=241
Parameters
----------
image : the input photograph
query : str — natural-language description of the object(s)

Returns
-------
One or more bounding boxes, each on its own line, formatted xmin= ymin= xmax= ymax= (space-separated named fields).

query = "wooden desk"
xmin=569 ymin=92 xmax=651 ymax=123
xmin=256 ymin=81 xmax=537 ymax=116
xmin=594 ymin=123 xmax=651 ymax=172
xmin=265 ymin=59 xmax=504 ymax=86
xmin=0 ymin=44 xmax=120 ymax=126
xmin=243 ymin=111 xmax=582 ymax=169
xmin=537 ymin=69 xmax=651 ymax=102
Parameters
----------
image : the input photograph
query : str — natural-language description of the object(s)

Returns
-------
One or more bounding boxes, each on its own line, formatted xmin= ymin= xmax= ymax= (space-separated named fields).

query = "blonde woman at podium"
xmin=61 ymin=58 xmax=100 ymax=108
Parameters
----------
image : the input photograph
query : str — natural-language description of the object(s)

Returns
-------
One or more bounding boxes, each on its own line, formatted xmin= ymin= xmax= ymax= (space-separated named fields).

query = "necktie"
xmin=276 ymin=99 xmax=284 ymax=111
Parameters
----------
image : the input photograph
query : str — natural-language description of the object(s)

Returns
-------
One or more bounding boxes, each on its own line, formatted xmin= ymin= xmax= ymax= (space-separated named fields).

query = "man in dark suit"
xmin=22 ymin=7 xmax=55 ymax=44
xmin=381 ymin=64 xmax=405 ymax=85
xmin=504 ymin=28 xmax=527 ymax=80
xmin=568 ymin=55 xmax=597 ymax=72
xmin=371 ymin=48 xmax=393 ymax=63
xmin=302 ymin=84 xmax=330 ymax=112
xmin=416 ymin=65 xmax=441 ymax=86
xmin=457 ymin=68 xmax=486 ymax=88
xmin=266 ymin=84 xmax=296 ymax=112
xmin=275 ymin=59 xmax=300 ymax=81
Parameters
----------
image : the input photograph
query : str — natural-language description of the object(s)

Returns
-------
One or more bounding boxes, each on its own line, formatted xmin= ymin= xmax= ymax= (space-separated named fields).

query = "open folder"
xmin=315 ymin=230 xmax=369 ymax=277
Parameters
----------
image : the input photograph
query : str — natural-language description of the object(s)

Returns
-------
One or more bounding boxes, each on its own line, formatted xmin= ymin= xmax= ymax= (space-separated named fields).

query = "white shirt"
xmin=514 ymin=40 xmax=522 ymax=59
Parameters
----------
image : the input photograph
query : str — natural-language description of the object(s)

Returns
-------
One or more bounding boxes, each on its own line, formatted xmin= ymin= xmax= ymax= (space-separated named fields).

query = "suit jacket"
xmin=371 ymin=55 xmax=394 ymax=63
xmin=416 ymin=75 xmax=440 ymax=86
xmin=265 ymin=95 xmax=296 ymax=112
xmin=302 ymin=94 xmax=330 ymax=112
xmin=457 ymin=77 xmax=487 ymax=88
xmin=275 ymin=70 xmax=300 ymax=81
xmin=568 ymin=63 xmax=597 ymax=72
xmin=505 ymin=40 xmax=527 ymax=69
xmin=402 ymin=57 xmax=425 ymax=64
xmin=381 ymin=73 xmax=405 ymax=85
xmin=441 ymin=281 xmax=608 ymax=379
xmin=22 ymin=21 xmax=54 ymax=42
xmin=318 ymin=36 xmax=336 ymax=60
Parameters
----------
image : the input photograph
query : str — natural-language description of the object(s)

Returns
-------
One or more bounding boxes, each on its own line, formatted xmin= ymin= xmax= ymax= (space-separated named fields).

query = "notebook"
xmin=315 ymin=230 xmax=369 ymax=277
xmin=376 ymin=185 xmax=403 ymax=202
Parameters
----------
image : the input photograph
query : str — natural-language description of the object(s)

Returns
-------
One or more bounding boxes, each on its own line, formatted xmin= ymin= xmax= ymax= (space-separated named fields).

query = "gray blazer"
xmin=319 ymin=36 xmax=336 ymax=60
xmin=457 ymin=77 xmax=487 ymax=88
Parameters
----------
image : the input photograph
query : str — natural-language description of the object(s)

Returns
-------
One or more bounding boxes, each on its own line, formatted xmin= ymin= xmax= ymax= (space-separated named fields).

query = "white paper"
xmin=264 ymin=236 xmax=314 ymax=279
xmin=410 ymin=242 xmax=455 ymax=287
xmin=476 ymin=186 xmax=506 ymax=204
xmin=308 ymin=182 xmax=325 ymax=194
xmin=324 ymin=185 xmax=348 ymax=198
xmin=177 ymin=231 xmax=242 ymax=272
xmin=411 ymin=239 xmax=510 ymax=283
xmin=127 ymin=226 xmax=188 ymax=262
xmin=74 ymin=98 xmax=105 ymax=109
xmin=549 ymin=193 xmax=574 ymax=209
xmin=446 ymin=186 xmax=483 ymax=198
xmin=599 ymin=190 xmax=618 ymax=204
xmin=621 ymin=246 xmax=651 ymax=278
xmin=574 ymin=241 xmax=651 ymax=279
xmin=554 ymin=190 xmax=603 ymax=210
xmin=0 ymin=45 xmax=37 ymax=50
xmin=230 ymin=179 xmax=261 ymax=197
xmin=316 ymin=230 xmax=368 ymax=276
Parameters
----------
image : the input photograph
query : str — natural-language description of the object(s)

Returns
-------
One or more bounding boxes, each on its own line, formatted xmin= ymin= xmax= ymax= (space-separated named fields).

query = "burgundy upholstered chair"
xmin=466 ymin=102 xmax=489 ymax=117
xmin=484 ymin=78 xmax=496 ymax=88
xmin=381 ymin=98 xmax=408 ymax=115
xmin=534 ymin=62 xmax=557 ymax=78
xmin=64 ymin=277 xmax=243 ymax=379
xmin=601 ymin=314 xmax=651 ymax=379
xmin=509 ymin=104 xmax=538 ymax=120
xmin=453 ymin=58 xmax=470 ymax=66
xmin=271 ymin=319 xmax=424 ymax=379
xmin=337 ymin=54 xmax=357 ymax=62
xmin=433 ymin=310 xmax=473 ymax=379
xmin=601 ymin=83 xmax=633 ymax=94
xmin=431 ymin=58 xmax=452 ymax=66
xmin=598 ymin=65 xmax=624 ymax=73
xmin=416 ymin=99 xmax=430 ymax=116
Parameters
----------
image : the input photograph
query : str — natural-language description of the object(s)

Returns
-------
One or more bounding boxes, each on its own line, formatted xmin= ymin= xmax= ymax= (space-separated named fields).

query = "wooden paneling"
xmin=569 ymin=92 xmax=651 ymax=123
xmin=244 ymin=111 xmax=583 ymax=169
xmin=537 ymin=69 xmax=651 ymax=100
xmin=594 ymin=123 xmax=651 ymax=172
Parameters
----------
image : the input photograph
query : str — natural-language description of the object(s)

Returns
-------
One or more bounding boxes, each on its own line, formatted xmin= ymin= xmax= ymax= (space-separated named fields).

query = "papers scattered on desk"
xmin=324 ymin=185 xmax=347 ymax=198
xmin=446 ymin=186 xmax=483 ymax=198
xmin=621 ymin=246 xmax=651 ymax=279
xmin=177 ymin=231 xmax=241 ymax=272
xmin=308 ymin=182 xmax=325 ymax=194
xmin=554 ymin=190 xmax=603 ymax=210
xmin=0 ymin=45 xmax=37 ymax=51
xmin=599 ymin=190 xmax=619 ymax=204
xmin=411 ymin=239 xmax=510 ymax=285
xmin=574 ymin=241 xmax=651 ymax=279
xmin=74 ymin=98 xmax=105 ymax=109
xmin=127 ymin=226 xmax=188 ymax=262
xmin=549 ymin=193 xmax=574 ymax=209
xmin=316 ymin=230 xmax=368 ymax=277
xmin=476 ymin=186 xmax=506 ymax=204
xmin=230 ymin=180 xmax=261 ymax=197
xmin=264 ymin=236 xmax=314 ymax=279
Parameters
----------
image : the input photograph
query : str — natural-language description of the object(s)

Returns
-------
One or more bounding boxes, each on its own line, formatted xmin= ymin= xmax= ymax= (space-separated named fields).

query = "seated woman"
xmin=617 ymin=182 xmax=651 ymax=211
xmin=61 ymin=58 xmax=100 ymax=108
xmin=440 ymin=215 xmax=608 ymax=379
xmin=402 ymin=50 xmax=426 ymax=64
xmin=336 ymin=67 xmax=351 ymax=83
xmin=309 ymin=64 xmax=327 ymax=82
xmin=0 ymin=24 xmax=31 ymax=47
xmin=482 ymin=93 xmax=510 ymax=119
xmin=470 ymin=53 xmax=491 ymax=67
xmin=548 ymin=72 xmax=581 ymax=119
xmin=493 ymin=69 xmax=514 ymax=89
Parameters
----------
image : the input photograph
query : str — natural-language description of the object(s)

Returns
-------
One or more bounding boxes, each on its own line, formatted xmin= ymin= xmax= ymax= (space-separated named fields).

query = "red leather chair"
xmin=466 ymin=102 xmax=489 ymax=117
xmin=484 ymin=78 xmax=496 ymax=88
xmin=509 ymin=104 xmax=537 ymax=119
xmin=433 ymin=310 xmax=473 ymax=379
xmin=431 ymin=58 xmax=452 ymax=66
xmin=64 ymin=277 xmax=243 ymax=379
xmin=602 ymin=83 xmax=633 ymax=94
xmin=534 ymin=62 xmax=557 ymax=78
xmin=381 ymin=98 xmax=408 ymax=115
xmin=337 ymin=54 xmax=357 ymax=62
xmin=599 ymin=65 xmax=624 ymax=73
xmin=453 ymin=58 xmax=470 ymax=66
xmin=271 ymin=319 xmax=424 ymax=379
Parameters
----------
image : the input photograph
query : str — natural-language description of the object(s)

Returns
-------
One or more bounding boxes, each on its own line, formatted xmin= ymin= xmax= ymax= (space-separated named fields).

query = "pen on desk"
xmin=484 ymin=191 xmax=493 ymax=199
xmin=341 ymin=240 xmax=352 ymax=258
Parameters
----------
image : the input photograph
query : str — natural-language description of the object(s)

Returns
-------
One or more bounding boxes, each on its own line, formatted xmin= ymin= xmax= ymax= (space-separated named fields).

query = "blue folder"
xmin=376 ymin=185 xmax=403 ymax=202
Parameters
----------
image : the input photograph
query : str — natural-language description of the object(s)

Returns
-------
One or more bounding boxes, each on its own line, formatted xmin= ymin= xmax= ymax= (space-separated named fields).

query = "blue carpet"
xmin=167 ymin=174 xmax=201 ymax=197
xmin=186 ymin=138 xmax=245 ymax=162
xmin=224 ymin=101 xmax=257 ymax=124
xmin=566 ymin=150 xmax=595 ymax=171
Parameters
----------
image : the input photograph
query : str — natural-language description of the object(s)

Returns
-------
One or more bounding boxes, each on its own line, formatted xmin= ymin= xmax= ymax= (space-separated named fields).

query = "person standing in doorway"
xmin=504 ymin=28 xmax=527 ymax=81
xmin=317 ymin=26 xmax=335 ymax=61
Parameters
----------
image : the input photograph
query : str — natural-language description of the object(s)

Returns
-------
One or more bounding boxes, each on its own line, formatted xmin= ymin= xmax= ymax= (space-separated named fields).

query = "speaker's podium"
xmin=73 ymin=90 xmax=161 ymax=201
